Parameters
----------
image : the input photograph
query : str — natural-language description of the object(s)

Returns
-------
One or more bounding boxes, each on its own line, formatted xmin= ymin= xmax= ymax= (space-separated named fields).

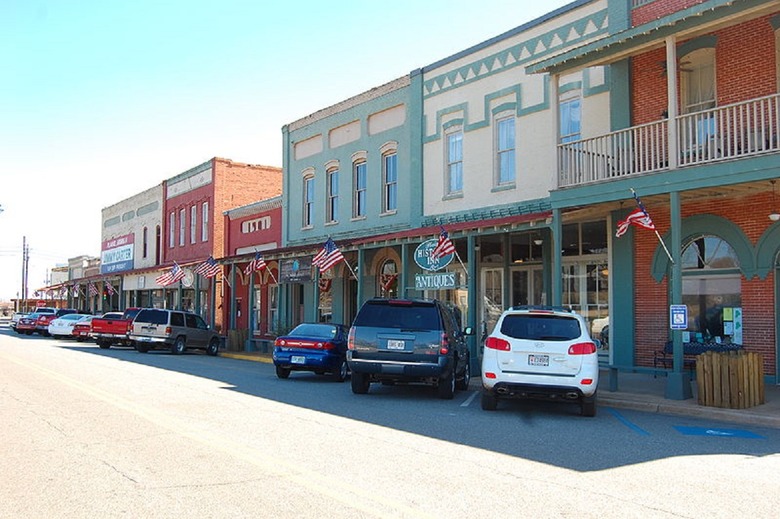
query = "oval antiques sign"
xmin=414 ymin=239 xmax=454 ymax=272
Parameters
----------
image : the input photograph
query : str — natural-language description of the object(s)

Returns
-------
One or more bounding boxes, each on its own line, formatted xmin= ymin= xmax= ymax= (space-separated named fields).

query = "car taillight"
xmin=275 ymin=338 xmax=285 ymax=347
xmin=484 ymin=372 xmax=497 ymax=379
xmin=485 ymin=337 xmax=511 ymax=351
xmin=347 ymin=328 xmax=355 ymax=350
xmin=439 ymin=332 xmax=449 ymax=355
xmin=321 ymin=342 xmax=335 ymax=350
xmin=165 ymin=326 xmax=172 ymax=335
xmin=580 ymin=378 xmax=594 ymax=385
xmin=568 ymin=342 xmax=596 ymax=355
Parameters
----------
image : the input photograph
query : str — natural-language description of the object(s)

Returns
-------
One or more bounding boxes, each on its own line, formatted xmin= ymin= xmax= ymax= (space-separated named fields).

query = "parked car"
xmin=90 ymin=307 xmax=141 ymax=349
xmin=129 ymin=308 xmax=220 ymax=355
xmin=47 ymin=313 xmax=91 ymax=339
xmin=273 ymin=323 xmax=349 ymax=382
xmin=347 ymin=298 xmax=472 ymax=399
xmin=10 ymin=312 xmax=28 ymax=331
xmin=16 ymin=312 xmax=46 ymax=335
xmin=72 ymin=315 xmax=96 ymax=342
xmin=480 ymin=305 xmax=599 ymax=416
xmin=36 ymin=308 xmax=79 ymax=336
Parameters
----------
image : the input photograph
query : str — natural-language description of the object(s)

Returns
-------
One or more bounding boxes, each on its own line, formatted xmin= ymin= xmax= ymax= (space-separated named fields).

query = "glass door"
xmin=481 ymin=268 xmax=503 ymax=341
xmin=510 ymin=266 xmax=544 ymax=307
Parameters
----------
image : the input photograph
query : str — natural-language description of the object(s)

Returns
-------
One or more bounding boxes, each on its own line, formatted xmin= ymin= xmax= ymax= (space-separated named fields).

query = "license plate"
xmin=386 ymin=340 xmax=405 ymax=350
xmin=137 ymin=337 xmax=152 ymax=342
xmin=291 ymin=356 xmax=306 ymax=364
xmin=528 ymin=354 xmax=549 ymax=366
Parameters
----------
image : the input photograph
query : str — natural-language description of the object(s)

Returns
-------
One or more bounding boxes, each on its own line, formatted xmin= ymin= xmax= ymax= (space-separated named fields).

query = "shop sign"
xmin=280 ymin=258 xmax=312 ymax=283
xmin=414 ymin=239 xmax=453 ymax=272
xmin=415 ymin=272 xmax=456 ymax=290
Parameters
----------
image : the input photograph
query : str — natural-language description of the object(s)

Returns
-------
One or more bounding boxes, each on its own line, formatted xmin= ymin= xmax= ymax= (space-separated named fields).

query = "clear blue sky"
xmin=0 ymin=0 xmax=571 ymax=301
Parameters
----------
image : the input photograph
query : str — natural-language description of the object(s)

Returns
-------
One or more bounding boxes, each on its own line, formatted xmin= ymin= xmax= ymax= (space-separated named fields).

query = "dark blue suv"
xmin=347 ymin=298 xmax=472 ymax=399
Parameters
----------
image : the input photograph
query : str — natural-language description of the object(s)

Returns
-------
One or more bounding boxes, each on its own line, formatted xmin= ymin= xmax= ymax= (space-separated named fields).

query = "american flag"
xmin=616 ymin=192 xmax=657 ymax=238
xmin=155 ymin=262 xmax=186 ymax=287
xmin=59 ymin=286 xmax=68 ymax=298
xmin=72 ymin=284 xmax=81 ymax=297
xmin=244 ymin=251 xmax=267 ymax=275
xmin=195 ymin=256 xmax=221 ymax=278
xmin=88 ymin=282 xmax=99 ymax=297
xmin=312 ymin=238 xmax=344 ymax=273
xmin=105 ymin=283 xmax=116 ymax=296
xmin=431 ymin=227 xmax=456 ymax=259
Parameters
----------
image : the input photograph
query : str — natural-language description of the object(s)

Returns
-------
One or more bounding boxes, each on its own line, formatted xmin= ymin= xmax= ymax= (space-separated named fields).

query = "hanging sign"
xmin=413 ymin=239 xmax=453 ymax=272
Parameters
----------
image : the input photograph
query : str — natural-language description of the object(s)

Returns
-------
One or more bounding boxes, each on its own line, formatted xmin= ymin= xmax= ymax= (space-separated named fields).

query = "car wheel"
xmin=275 ymin=366 xmax=291 ymax=379
xmin=436 ymin=371 xmax=455 ymax=400
xmin=331 ymin=358 xmax=348 ymax=382
xmin=25 ymin=331 xmax=32 ymax=336
xmin=76 ymin=337 xmax=85 ymax=342
xmin=580 ymin=394 xmax=597 ymax=417
xmin=481 ymin=391 xmax=498 ymax=411
xmin=136 ymin=343 xmax=150 ymax=353
xmin=206 ymin=338 xmax=219 ymax=356
xmin=351 ymin=372 xmax=370 ymax=394
xmin=455 ymin=355 xmax=471 ymax=390
xmin=171 ymin=336 xmax=186 ymax=355
xmin=97 ymin=339 xmax=111 ymax=349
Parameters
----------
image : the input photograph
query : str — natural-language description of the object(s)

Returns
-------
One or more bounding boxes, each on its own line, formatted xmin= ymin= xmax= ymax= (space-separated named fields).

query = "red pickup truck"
xmin=90 ymin=308 xmax=141 ymax=349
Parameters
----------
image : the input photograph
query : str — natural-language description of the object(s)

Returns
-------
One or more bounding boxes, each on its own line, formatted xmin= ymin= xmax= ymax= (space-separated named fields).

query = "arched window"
xmin=681 ymin=235 xmax=742 ymax=344
xmin=378 ymin=259 xmax=398 ymax=298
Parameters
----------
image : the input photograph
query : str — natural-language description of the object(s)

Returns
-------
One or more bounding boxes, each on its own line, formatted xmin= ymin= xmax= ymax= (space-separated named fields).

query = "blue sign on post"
xmin=670 ymin=304 xmax=688 ymax=330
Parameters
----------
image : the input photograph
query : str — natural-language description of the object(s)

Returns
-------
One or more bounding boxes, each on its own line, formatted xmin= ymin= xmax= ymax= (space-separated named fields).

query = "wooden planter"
xmin=696 ymin=351 xmax=765 ymax=409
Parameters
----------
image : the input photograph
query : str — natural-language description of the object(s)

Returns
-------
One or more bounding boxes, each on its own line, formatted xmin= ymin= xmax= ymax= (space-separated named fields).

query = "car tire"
xmin=171 ymin=336 xmax=186 ymax=355
xmin=275 ymin=366 xmax=291 ymax=379
xmin=455 ymin=355 xmax=471 ymax=390
xmin=437 ymin=371 xmax=455 ymax=400
xmin=580 ymin=394 xmax=597 ymax=417
xmin=331 ymin=358 xmax=348 ymax=382
xmin=25 ymin=331 xmax=32 ymax=335
xmin=97 ymin=339 xmax=111 ymax=349
xmin=136 ymin=343 xmax=150 ymax=353
xmin=351 ymin=372 xmax=370 ymax=394
xmin=206 ymin=338 xmax=219 ymax=356
xmin=481 ymin=391 xmax=498 ymax=411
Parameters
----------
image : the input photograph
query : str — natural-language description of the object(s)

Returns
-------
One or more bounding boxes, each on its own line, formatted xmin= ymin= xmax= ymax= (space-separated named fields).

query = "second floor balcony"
xmin=558 ymin=96 xmax=780 ymax=190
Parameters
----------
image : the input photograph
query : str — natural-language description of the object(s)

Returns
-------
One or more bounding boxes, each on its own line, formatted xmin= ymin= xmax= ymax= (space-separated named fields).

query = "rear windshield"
xmin=500 ymin=314 xmax=581 ymax=341
xmin=353 ymin=301 xmax=441 ymax=330
xmin=134 ymin=309 xmax=168 ymax=325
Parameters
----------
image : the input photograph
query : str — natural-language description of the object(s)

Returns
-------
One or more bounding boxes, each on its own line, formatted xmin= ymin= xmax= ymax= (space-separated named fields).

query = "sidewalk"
xmin=220 ymin=351 xmax=780 ymax=429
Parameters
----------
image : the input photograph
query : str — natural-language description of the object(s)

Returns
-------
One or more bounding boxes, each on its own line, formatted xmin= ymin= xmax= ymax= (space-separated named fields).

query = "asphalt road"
xmin=2 ymin=327 xmax=779 ymax=518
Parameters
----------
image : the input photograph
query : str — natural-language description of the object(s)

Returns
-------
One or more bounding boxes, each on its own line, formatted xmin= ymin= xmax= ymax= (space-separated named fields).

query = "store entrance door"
xmin=510 ymin=266 xmax=544 ymax=307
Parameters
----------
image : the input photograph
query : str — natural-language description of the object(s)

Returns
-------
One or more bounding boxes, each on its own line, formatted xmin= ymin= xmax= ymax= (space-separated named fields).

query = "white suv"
xmin=480 ymin=306 xmax=599 ymax=416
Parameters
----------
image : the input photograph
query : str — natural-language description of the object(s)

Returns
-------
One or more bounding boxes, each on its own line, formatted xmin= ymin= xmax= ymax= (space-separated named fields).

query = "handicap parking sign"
xmin=670 ymin=304 xmax=688 ymax=329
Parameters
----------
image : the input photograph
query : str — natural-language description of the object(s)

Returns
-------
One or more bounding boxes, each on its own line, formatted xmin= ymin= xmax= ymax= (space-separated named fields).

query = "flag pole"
xmin=630 ymin=188 xmax=674 ymax=264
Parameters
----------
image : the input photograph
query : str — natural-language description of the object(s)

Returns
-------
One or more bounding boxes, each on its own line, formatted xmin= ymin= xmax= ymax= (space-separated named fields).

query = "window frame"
xmin=303 ymin=174 xmax=315 ymax=228
xmin=445 ymin=128 xmax=464 ymax=195
xmin=495 ymin=115 xmax=516 ymax=186
xmin=353 ymin=160 xmax=367 ymax=219
xmin=326 ymin=166 xmax=339 ymax=224
xmin=559 ymin=92 xmax=582 ymax=144
xmin=169 ymin=212 xmax=175 ymax=248
xmin=382 ymin=149 xmax=398 ymax=214
xmin=201 ymin=202 xmax=209 ymax=242
xmin=680 ymin=47 xmax=716 ymax=114
xmin=179 ymin=208 xmax=186 ymax=247
xmin=190 ymin=205 xmax=197 ymax=244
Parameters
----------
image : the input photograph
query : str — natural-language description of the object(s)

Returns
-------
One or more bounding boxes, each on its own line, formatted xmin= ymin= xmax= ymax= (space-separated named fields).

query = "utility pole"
xmin=21 ymin=236 xmax=29 ymax=311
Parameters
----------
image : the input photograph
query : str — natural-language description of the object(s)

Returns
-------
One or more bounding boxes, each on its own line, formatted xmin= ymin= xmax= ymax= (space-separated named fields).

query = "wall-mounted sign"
xmin=414 ymin=239 xmax=453 ymax=272
xmin=101 ymin=233 xmax=135 ymax=274
xmin=670 ymin=304 xmax=687 ymax=330
xmin=415 ymin=272 xmax=457 ymax=290
xmin=280 ymin=258 xmax=312 ymax=283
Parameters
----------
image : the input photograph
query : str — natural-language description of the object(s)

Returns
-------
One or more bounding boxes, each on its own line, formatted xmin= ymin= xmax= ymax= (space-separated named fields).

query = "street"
xmin=1 ymin=327 xmax=779 ymax=518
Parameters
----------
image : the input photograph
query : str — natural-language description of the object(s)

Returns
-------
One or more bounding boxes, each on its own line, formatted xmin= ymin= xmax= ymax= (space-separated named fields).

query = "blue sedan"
xmin=272 ymin=323 xmax=349 ymax=382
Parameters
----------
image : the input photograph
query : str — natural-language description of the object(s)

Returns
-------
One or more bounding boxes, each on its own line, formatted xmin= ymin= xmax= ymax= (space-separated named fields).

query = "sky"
xmin=0 ymin=0 xmax=572 ymax=302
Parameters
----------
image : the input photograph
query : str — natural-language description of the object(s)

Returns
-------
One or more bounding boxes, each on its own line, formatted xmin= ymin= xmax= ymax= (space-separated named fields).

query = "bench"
xmin=653 ymin=341 xmax=743 ymax=372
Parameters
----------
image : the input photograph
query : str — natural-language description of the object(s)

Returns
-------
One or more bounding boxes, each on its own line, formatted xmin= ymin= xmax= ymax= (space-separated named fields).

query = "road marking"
xmin=461 ymin=390 xmax=478 ymax=407
xmin=2 ymin=351 xmax=435 ymax=519
xmin=674 ymin=426 xmax=765 ymax=439
xmin=608 ymin=408 xmax=650 ymax=435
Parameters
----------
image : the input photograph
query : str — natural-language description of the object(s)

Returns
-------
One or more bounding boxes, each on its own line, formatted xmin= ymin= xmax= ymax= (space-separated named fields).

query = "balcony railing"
xmin=558 ymin=93 xmax=780 ymax=187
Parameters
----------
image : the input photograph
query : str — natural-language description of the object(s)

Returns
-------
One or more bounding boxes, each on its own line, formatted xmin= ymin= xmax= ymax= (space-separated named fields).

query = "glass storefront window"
xmin=268 ymin=285 xmax=279 ymax=334
xmin=681 ymin=235 xmax=741 ymax=344
xmin=378 ymin=259 xmax=398 ymax=298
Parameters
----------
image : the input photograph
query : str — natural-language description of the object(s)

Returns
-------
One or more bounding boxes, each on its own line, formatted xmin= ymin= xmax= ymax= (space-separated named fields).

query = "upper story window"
xmin=681 ymin=47 xmax=716 ymax=114
xmin=559 ymin=93 xmax=581 ymax=144
xmin=382 ymin=150 xmax=398 ymax=213
xmin=142 ymin=227 xmax=148 ymax=258
xmin=190 ymin=205 xmax=197 ymax=244
xmin=326 ymin=166 xmax=339 ymax=224
xmin=179 ymin=208 xmax=186 ymax=246
xmin=201 ymin=202 xmax=209 ymax=242
xmin=303 ymin=174 xmax=314 ymax=228
xmin=495 ymin=116 xmax=516 ymax=186
xmin=353 ymin=160 xmax=367 ymax=218
xmin=446 ymin=129 xmax=463 ymax=194
xmin=169 ymin=212 xmax=175 ymax=248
